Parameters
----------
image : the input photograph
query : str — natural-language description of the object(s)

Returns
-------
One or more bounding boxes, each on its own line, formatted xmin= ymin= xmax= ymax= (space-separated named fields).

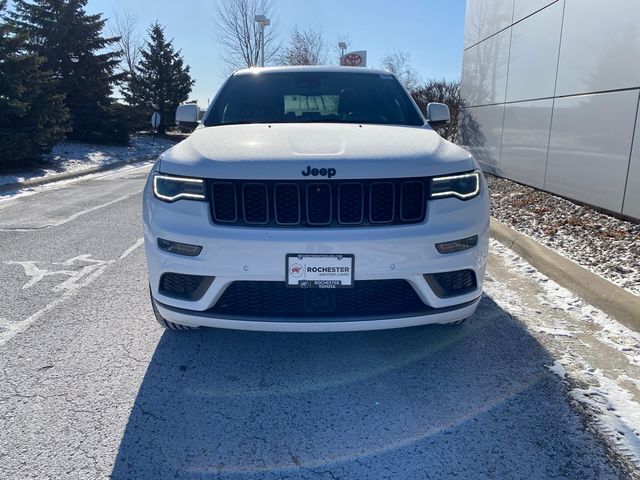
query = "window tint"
xmin=204 ymin=71 xmax=424 ymax=127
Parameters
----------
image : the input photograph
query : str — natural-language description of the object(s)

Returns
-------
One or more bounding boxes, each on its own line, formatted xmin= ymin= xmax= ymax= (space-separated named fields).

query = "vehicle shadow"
xmin=111 ymin=296 xmax=620 ymax=480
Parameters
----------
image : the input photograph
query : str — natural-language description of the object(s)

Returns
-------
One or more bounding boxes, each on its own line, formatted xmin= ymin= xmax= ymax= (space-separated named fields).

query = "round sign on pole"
xmin=343 ymin=53 xmax=363 ymax=66
xmin=151 ymin=112 xmax=161 ymax=129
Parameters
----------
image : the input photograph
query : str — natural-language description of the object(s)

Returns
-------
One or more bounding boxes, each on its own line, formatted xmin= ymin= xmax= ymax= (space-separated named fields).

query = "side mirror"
xmin=426 ymin=102 xmax=450 ymax=128
xmin=175 ymin=104 xmax=201 ymax=130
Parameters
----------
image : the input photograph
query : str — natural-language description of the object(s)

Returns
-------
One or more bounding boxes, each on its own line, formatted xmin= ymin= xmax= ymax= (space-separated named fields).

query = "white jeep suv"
xmin=143 ymin=66 xmax=489 ymax=332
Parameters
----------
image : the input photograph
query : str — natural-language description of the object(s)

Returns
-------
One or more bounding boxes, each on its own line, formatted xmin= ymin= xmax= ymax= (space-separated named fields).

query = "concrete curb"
xmin=490 ymin=218 xmax=640 ymax=332
xmin=0 ymin=155 xmax=156 ymax=194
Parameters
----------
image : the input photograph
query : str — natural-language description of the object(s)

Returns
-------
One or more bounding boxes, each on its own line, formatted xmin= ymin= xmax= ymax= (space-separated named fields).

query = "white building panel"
xmin=462 ymin=105 xmax=505 ymax=172
xmin=476 ymin=28 xmax=511 ymax=105
xmin=546 ymin=90 xmax=639 ymax=212
xmin=461 ymin=46 xmax=480 ymax=107
xmin=513 ymin=0 xmax=558 ymax=23
xmin=479 ymin=0 xmax=515 ymax=42
xmin=623 ymin=105 xmax=640 ymax=219
xmin=500 ymin=99 xmax=553 ymax=188
xmin=506 ymin=1 xmax=563 ymax=102
xmin=460 ymin=0 xmax=640 ymax=219
xmin=556 ymin=0 xmax=640 ymax=96
xmin=464 ymin=0 xmax=483 ymax=48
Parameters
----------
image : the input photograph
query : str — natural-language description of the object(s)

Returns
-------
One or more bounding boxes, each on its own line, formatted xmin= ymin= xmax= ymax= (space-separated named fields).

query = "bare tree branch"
xmin=411 ymin=78 xmax=462 ymax=143
xmin=278 ymin=27 xmax=326 ymax=65
xmin=381 ymin=50 xmax=419 ymax=92
xmin=214 ymin=0 xmax=280 ymax=69
xmin=109 ymin=10 xmax=141 ymax=75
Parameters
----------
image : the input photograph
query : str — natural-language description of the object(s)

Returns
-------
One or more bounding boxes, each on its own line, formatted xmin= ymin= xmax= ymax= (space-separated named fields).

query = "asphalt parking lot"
xmin=0 ymin=167 xmax=631 ymax=479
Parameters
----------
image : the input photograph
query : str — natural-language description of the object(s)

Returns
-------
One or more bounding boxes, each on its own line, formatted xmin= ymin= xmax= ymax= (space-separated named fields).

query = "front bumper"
xmin=153 ymin=296 xmax=482 ymax=332
xmin=143 ymin=177 xmax=489 ymax=331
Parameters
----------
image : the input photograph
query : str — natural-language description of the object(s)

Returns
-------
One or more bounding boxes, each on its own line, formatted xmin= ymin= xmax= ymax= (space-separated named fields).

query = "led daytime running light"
xmin=153 ymin=174 xmax=205 ymax=202
xmin=430 ymin=172 xmax=480 ymax=200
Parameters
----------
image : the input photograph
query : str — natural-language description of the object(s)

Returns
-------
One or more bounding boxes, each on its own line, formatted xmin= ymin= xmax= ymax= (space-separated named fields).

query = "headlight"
xmin=429 ymin=171 xmax=480 ymax=200
xmin=152 ymin=174 xmax=206 ymax=202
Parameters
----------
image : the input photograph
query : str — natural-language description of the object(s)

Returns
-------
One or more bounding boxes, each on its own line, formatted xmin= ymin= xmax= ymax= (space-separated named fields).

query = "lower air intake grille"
xmin=210 ymin=280 xmax=428 ymax=318
xmin=424 ymin=270 xmax=477 ymax=298
xmin=159 ymin=273 xmax=214 ymax=300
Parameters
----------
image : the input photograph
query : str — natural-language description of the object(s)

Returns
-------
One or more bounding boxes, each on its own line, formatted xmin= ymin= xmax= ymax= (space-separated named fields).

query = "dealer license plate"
xmin=286 ymin=254 xmax=355 ymax=288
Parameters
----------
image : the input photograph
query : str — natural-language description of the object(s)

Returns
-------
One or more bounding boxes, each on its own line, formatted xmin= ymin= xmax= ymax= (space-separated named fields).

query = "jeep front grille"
xmin=209 ymin=178 xmax=428 ymax=227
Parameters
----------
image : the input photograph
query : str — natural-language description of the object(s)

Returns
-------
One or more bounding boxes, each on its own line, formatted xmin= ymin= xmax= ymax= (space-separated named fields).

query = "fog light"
xmin=158 ymin=238 xmax=202 ymax=256
xmin=435 ymin=235 xmax=478 ymax=254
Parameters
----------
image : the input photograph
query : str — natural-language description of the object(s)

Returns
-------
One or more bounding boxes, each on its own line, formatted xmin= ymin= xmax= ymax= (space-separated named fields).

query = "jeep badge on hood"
xmin=301 ymin=166 xmax=336 ymax=178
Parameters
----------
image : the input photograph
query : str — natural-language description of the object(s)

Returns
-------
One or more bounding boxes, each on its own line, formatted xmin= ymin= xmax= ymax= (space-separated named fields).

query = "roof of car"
xmin=232 ymin=65 xmax=393 ymax=76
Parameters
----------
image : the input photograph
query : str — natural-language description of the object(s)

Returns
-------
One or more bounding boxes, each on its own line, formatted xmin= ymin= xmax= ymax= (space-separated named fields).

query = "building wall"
xmin=460 ymin=0 xmax=640 ymax=220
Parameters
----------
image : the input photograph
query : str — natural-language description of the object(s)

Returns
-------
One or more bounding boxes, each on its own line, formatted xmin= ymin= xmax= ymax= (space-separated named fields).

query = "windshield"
xmin=203 ymin=71 xmax=425 ymax=127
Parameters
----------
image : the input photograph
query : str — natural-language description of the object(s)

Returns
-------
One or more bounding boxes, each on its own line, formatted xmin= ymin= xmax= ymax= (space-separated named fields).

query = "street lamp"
xmin=254 ymin=15 xmax=270 ymax=67
xmin=338 ymin=42 xmax=347 ymax=64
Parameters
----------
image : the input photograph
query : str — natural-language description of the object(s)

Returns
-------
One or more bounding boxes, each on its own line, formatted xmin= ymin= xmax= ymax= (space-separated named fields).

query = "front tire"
xmin=150 ymin=287 xmax=198 ymax=331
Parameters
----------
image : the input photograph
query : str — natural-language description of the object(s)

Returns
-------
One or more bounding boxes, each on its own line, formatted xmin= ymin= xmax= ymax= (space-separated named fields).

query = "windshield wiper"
xmin=212 ymin=119 xmax=371 ymax=126
xmin=297 ymin=118 xmax=351 ymax=123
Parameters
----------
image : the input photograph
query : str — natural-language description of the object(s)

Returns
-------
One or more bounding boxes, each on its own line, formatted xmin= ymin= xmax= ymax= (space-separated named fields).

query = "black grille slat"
xmin=274 ymin=183 xmax=301 ymax=225
xmin=306 ymin=183 xmax=332 ymax=225
xmin=212 ymin=182 xmax=237 ymax=222
xmin=242 ymin=183 xmax=269 ymax=224
xmin=401 ymin=181 xmax=425 ymax=221
xmin=370 ymin=182 xmax=395 ymax=223
xmin=211 ymin=280 xmax=428 ymax=318
xmin=338 ymin=183 xmax=364 ymax=224
xmin=209 ymin=178 xmax=428 ymax=228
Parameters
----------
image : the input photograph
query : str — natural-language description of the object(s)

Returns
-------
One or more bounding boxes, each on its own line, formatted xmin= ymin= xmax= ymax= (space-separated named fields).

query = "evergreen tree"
xmin=126 ymin=22 xmax=194 ymax=134
xmin=9 ymin=0 xmax=126 ymax=144
xmin=0 ymin=0 xmax=68 ymax=167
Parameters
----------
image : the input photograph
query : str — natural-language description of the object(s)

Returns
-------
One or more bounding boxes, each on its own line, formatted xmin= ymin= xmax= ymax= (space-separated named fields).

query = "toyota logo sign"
xmin=340 ymin=50 xmax=367 ymax=67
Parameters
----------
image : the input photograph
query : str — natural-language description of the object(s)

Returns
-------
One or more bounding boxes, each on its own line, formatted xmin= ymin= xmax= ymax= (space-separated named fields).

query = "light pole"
xmin=254 ymin=15 xmax=270 ymax=67
xmin=338 ymin=42 xmax=347 ymax=65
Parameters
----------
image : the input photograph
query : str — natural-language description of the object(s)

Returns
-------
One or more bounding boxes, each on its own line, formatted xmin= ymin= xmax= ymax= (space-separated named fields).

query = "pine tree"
xmin=0 ymin=0 xmax=68 ymax=167
xmin=9 ymin=0 xmax=126 ymax=144
xmin=126 ymin=22 xmax=194 ymax=134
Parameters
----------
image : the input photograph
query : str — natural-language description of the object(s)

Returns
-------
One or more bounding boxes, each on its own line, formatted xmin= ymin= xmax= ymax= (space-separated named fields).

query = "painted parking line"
xmin=0 ymin=237 xmax=145 ymax=346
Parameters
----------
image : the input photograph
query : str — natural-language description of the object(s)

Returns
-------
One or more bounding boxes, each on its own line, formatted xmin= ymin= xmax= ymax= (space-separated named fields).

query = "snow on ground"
xmin=0 ymin=162 xmax=155 ymax=205
xmin=487 ymin=239 xmax=640 ymax=472
xmin=0 ymin=135 xmax=177 ymax=187
xmin=487 ymin=174 xmax=640 ymax=296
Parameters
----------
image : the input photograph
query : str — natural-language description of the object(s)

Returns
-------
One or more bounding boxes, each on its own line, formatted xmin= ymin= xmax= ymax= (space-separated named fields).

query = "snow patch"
xmin=491 ymin=239 xmax=640 ymax=353
xmin=546 ymin=360 xmax=567 ymax=379
xmin=0 ymin=135 xmax=175 ymax=187
xmin=488 ymin=239 xmax=640 ymax=466
xmin=535 ymin=327 xmax=574 ymax=337
xmin=570 ymin=372 xmax=640 ymax=469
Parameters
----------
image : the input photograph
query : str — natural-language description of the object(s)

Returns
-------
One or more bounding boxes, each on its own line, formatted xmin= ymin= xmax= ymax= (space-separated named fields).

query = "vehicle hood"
xmin=160 ymin=123 xmax=475 ymax=179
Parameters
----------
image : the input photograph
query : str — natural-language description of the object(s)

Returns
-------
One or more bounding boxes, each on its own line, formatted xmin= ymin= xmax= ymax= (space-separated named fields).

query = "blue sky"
xmin=86 ymin=0 xmax=467 ymax=106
